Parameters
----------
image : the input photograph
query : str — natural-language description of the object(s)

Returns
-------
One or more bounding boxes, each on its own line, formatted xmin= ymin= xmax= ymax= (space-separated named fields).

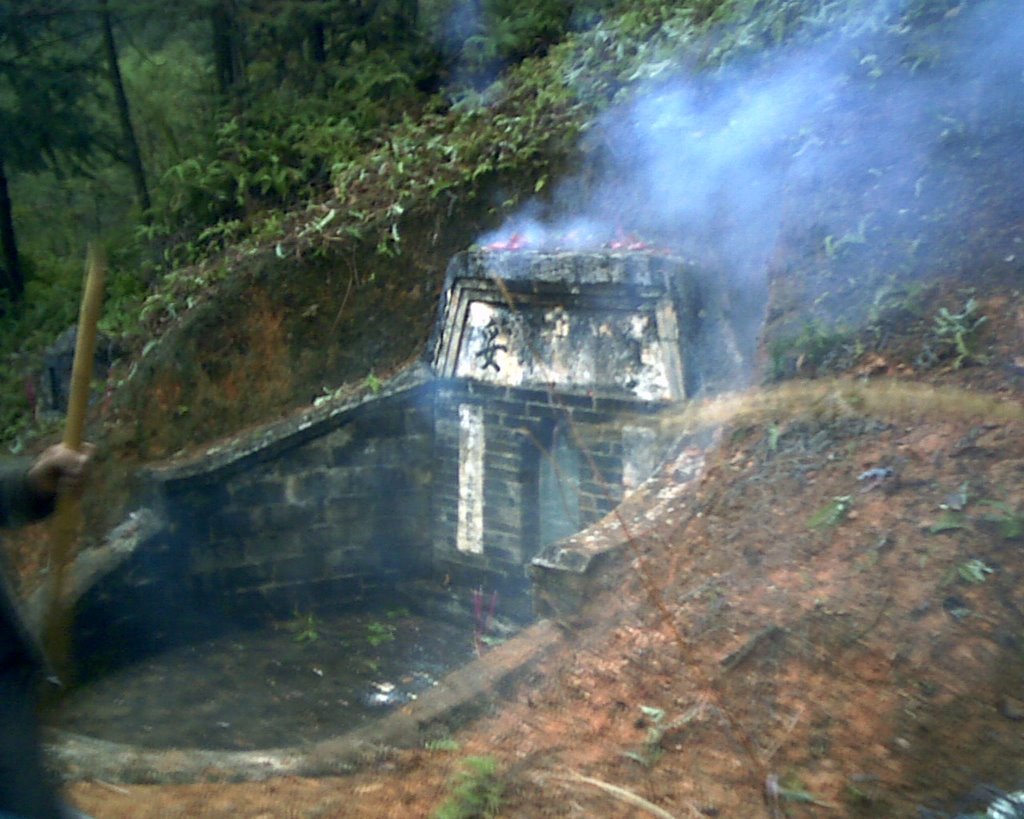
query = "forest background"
xmin=1 ymin=0 xmax=968 ymax=455
xmin=1 ymin=0 xmax=605 ymax=446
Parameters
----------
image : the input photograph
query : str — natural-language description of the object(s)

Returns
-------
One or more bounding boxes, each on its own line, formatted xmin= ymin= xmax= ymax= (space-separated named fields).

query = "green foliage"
xmin=928 ymin=296 xmax=988 ymax=369
xmin=433 ymin=756 xmax=505 ymax=819
xmin=0 ymin=0 xmax=997 ymax=450
xmin=769 ymin=319 xmax=852 ymax=380
xmin=979 ymin=500 xmax=1024 ymax=541
xmin=425 ymin=736 xmax=462 ymax=752
xmin=928 ymin=510 xmax=966 ymax=534
xmin=366 ymin=620 xmax=397 ymax=647
xmin=865 ymin=278 xmax=927 ymax=329
xmin=291 ymin=611 xmax=320 ymax=643
xmin=0 ymin=246 xmax=115 ymax=448
xmin=159 ymin=112 xmax=348 ymax=246
xmin=704 ymin=0 xmax=963 ymax=68
xmin=809 ymin=495 xmax=852 ymax=529
xmin=623 ymin=703 xmax=704 ymax=768
xmin=0 ymin=2 xmax=100 ymax=174
xmin=957 ymin=559 xmax=994 ymax=585
xmin=824 ymin=216 xmax=871 ymax=259
xmin=429 ymin=0 xmax=577 ymax=85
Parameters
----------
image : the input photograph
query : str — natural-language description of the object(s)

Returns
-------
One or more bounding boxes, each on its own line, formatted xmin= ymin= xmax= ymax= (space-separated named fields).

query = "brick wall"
xmin=431 ymin=380 xmax=665 ymax=617
xmin=154 ymin=388 xmax=435 ymax=624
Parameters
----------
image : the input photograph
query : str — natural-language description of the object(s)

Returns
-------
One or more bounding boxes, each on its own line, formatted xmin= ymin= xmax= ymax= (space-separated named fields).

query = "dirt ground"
xmin=56 ymin=279 xmax=1023 ymax=818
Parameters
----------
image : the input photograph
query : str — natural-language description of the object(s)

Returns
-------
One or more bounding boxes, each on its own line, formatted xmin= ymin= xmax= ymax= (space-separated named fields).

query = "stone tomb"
xmin=64 ymin=250 xmax=740 ymax=666
xmin=41 ymin=248 xmax=750 ymax=777
xmin=428 ymin=250 xmax=713 ymax=599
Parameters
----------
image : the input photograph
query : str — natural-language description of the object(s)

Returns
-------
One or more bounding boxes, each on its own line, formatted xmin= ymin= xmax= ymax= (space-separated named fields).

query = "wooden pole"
xmin=43 ymin=243 xmax=106 ymax=670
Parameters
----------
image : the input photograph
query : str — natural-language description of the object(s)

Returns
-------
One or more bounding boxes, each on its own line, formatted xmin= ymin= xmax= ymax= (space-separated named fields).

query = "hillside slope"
xmin=68 ymin=283 xmax=1023 ymax=816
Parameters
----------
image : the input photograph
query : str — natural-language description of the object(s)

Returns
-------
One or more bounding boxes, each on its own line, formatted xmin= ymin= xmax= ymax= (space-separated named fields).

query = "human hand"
xmin=27 ymin=442 xmax=95 ymax=497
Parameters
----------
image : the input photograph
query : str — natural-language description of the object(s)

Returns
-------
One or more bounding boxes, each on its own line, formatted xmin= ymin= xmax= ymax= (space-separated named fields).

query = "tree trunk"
xmin=0 ymin=156 xmax=25 ymax=304
xmin=394 ymin=0 xmax=418 ymax=40
xmin=310 ymin=19 xmax=326 ymax=64
xmin=212 ymin=0 xmax=245 ymax=95
xmin=99 ymin=0 xmax=151 ymax=215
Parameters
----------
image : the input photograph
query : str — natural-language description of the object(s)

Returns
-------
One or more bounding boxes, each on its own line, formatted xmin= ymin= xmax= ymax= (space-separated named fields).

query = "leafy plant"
xmin=824 ymin=215 xmax=871 ymax=258
xmin=979 ymin=500 xmax=1024 ymax=540
xmin=366 ymin=621 xmax=397 ymax=647
xmin=929 ymin=481 xmax=971 ymax=532
xmin=768 ymin=319 xmax=852 ymax=380
xmin=290 ymin=611 xmax=320 ymax=644
xmin=809 ymin=495 xmax=853 ymax=529
xmin=929 ymin=296 xmax=988 ymax=369
xmin=865 ymin=278 xmax=927 ymax=337
xmin=433 ymin=756 xmax=505 ymax=819
xmin=957 ymin=559 xmax=994 ymax=584
xmin=623 ymin=704 xmax=701 ymax=769
xmin=425 ymin=737 xmax=462 ymax=752
xmin=929 ymin=509 xmax=966 ymax=534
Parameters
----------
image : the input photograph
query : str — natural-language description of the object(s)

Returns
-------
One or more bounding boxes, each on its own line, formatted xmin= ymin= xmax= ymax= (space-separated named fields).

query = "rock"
xmin=999 ymin=695 xmax=1024 ymax=721
xmin=37 ymin=325 xmax=122 ymax=416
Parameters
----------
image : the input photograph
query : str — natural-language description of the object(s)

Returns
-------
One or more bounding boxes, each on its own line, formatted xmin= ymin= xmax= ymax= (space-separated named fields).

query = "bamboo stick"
xmin=43 ymin=243 xmax=106 ymax=670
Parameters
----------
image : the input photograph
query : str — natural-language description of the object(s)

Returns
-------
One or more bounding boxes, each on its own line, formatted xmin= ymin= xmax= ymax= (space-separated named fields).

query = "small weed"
xmin=365 ymin=372 xmax=383 ymax=394
xmin=313 ymin=385 xmax=345 ymax=407
xmin=623 ymin=704 xmax=701 ymax=769
xmin=823 ymin=215 xmax=871 ymax=258
xmin=290 ymin=611 xmax=320 ymax=644
xmin=767 ymin=774 xmax=836 ymax=809
xmin=768 ymin=320 xmax=852 ymax=380
xmin=957 ymin=559 xmax=994 ymax=585
xmin=809 ymin=495 xmax=853 ymax=529
xmin=979 ymin=500 xmax=1024 ymax=540
xmin=366 ymin=621 xmax=397 ymax=647
xmin=865 ymin=278 xmax=927 ymax=337
xmin=929 ymin=510 xmax=967 ymax=533
xmin=425 ymin=737 xmax=462 ymax=752
xmin=928 ymin=295 xmax=988 ymax=369
xmin=433 ymin=756 xmax=504 ymax=819
xmin=845 ymin=780 xmax=875 ymax=807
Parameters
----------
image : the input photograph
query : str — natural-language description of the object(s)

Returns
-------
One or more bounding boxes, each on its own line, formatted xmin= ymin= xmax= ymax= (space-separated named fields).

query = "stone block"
xmin=287 ymin=470 xmax=331 ymax=504
xmin=268 ymin=553 xmax=328 ymax=584
xmin=208 ymin=508 xmax=259 ymax=539
xmin=282 ymin=444 xmax=331 ymax=471
xmin=231 ymin=479 xmax=285 ymax=507
xmin=261 ymin=502 xmax=319 ymax=531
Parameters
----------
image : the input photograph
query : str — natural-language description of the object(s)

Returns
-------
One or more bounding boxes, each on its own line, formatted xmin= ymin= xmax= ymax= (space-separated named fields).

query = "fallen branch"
xmin=720 ymin=625 xmax=787 ymax=671
xmin=550 ymin=770 xmax=680 ymax=819
xmin=93 ymin=779 xmax=130 ymax=795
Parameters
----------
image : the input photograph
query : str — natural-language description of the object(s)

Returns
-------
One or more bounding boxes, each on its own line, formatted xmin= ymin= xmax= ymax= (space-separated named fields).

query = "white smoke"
xmin=481 ymin=0 xmax=1024 ymax=297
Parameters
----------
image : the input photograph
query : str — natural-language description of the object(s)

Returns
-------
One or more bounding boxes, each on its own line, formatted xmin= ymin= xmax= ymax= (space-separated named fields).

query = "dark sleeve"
xmin=0 ymin=459 xmax=56 ymax=528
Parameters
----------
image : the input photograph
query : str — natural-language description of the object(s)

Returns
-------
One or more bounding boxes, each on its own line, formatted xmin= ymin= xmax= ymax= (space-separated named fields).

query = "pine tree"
xmin=0 ymin=1 xmax=99 ymax=302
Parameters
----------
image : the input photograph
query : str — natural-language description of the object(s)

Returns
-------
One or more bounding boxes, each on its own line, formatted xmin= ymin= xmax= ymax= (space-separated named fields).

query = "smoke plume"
xmin=481 ymin=0 xmax=1024 ymax=305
